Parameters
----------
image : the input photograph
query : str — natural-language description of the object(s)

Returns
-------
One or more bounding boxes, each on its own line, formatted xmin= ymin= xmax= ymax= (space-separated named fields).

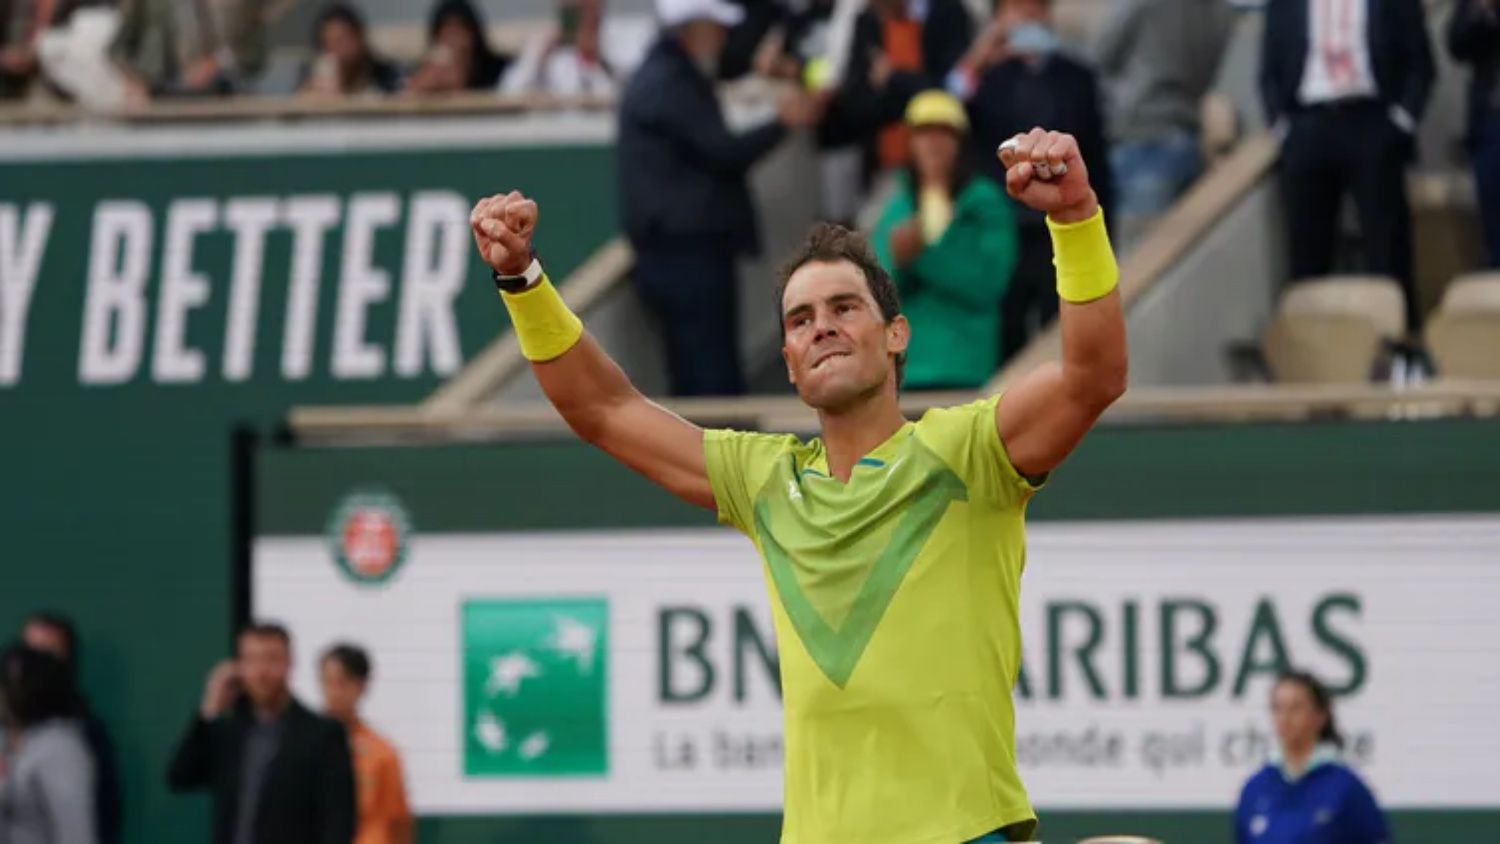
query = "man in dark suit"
xmin=618 ymin=0 xmax=819 ymax=397
xmin=168 ymin=623 xmax=355 ymax=844
xmin=950 ymin=0 xmax=1112 ymax=363
xmin=1261 ymin=0 xmax=1435 ymax=333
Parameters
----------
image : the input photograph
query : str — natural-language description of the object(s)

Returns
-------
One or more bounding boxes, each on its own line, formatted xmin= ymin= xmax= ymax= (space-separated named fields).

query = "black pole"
xmin=229 ymin=424 xmax=259 ymax=641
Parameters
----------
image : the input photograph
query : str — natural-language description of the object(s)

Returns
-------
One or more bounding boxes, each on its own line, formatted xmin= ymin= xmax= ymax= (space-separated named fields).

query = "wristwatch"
xmin=492 ymin=253 xmax=543 ymax=294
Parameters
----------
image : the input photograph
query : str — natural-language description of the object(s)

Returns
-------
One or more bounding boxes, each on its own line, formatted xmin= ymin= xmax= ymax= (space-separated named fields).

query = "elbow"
xmin=1074 ymin=357 xmax=1128 ymax=412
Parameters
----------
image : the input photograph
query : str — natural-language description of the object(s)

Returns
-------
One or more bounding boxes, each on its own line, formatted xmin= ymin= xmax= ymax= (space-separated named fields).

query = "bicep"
xmin=995 ymin=362 xmax=1098 ymax=478
xmin=588 ymin=397 xmax=715 ymax=511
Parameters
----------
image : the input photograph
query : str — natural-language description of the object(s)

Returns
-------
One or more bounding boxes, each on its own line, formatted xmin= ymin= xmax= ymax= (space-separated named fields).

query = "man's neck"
xmin=253 ymin=692 xmax=291 ymax=723
xmin=818 ymin=391 xmax=907 ymax=482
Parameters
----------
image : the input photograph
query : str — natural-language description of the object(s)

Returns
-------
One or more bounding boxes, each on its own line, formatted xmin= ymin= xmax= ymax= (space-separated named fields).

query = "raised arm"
xmin=993 ymin=129 xmax=1128 ymax=479
xmin=471 ymin=193 xmax=715 ymax=511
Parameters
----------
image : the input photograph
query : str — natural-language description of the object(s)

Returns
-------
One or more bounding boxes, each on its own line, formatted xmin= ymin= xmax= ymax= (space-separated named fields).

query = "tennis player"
xmin=470 ymin=126 xmax=1126 ymax=844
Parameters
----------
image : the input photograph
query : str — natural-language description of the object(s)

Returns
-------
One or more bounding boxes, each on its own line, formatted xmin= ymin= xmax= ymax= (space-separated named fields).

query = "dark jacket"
xmin=965 ymin=53 xmax=1115 ymax=225
xmin=1259 ymin=0 xmax=1435 ymax=126
xmin=1448 ymin=0 xmax=1500 ymax=144
xmin=79 ymin=709 xmax=123 ymax=844
xmin=167 ymin=698 xmax=355 ymax=844
xmin=827 ymin=0 xmax=974 ymax=147
xmin=617 ymin=35 xmax=786 ymax=255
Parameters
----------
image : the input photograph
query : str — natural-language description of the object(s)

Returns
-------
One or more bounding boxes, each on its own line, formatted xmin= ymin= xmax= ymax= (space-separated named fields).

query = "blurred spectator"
xmin=319 ymin=644 xmax=411 ymax=844
xmin=0 ymin=643 xmax=97 ymax=844
xmin=1094 ymin=0 xmax=1236 ymax=246
xmin=1449 ymin=0 xmax=1500 ymax=268
xmin=873 ymin=90 xmax=1017 ymax=388
xmin=618 ymin=0 xmax=819 ymax=396
xmin=1234 ymin=670 xmax=1390 ymax=844
xmin=1260 ymin=0 xmax=1434 ymax=335
xmin=110 ymin=0 xmax=272 ymax=104
xmin=719 ymin=0 xmax=787 ymax=81
xmin=949 ymin=0 xmax=1111 ymax=363
xmin=405 ymin=0 xmax=510 ymax=95
xmin=847 ymin=0 xmax=974 ymax=170
xmin=298 ymin=3 xmax=400 ymax=99
xmin=0 ymin=0 xmax=54 ymax=99
xmin=168 ymin=623 xmax=355 ymax=844
xmin=21 ymin=612 xmax=122 ymax=844
xmin=752 ymin=0 xmax=866 ymax=223
xmin=500 ymin=0 xmax=615 ymax=97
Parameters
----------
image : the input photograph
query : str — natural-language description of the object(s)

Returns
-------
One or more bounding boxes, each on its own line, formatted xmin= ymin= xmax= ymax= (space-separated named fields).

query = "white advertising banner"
xmin=253 ymin=515 xmax=1500 ymax=814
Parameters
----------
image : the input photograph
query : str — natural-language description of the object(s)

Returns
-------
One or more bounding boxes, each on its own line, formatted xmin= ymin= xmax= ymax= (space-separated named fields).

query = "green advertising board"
xmin=0 ymin=120 xmax=616 ymax=844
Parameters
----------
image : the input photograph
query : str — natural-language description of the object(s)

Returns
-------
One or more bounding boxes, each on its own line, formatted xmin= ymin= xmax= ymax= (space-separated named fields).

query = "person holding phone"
xmin=500 ymin=0 xmax=616 ymax=97
xmin=167 ymin=623 xmax=355 ymax=844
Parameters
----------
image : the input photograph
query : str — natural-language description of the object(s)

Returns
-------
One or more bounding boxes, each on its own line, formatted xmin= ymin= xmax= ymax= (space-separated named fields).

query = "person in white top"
xmin=1260 ymin=0 xmax=1436 ymax=347
xmin=500 ymin=0 xmax=617 ymax=98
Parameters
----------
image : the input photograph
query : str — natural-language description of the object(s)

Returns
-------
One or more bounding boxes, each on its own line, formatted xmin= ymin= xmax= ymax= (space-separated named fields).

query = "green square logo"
xmin=461 ymin=598 xmax=609 ymax=777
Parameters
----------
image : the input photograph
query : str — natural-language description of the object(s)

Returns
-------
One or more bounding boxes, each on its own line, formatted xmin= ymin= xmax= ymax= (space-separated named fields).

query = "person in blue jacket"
xmin=1235 ymin=670 xmax=1391 ymax=844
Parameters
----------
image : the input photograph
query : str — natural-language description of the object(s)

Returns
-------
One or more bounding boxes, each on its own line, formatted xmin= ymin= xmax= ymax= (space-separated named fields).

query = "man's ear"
xmin=887 ymin=314 xmax=911 ymax=357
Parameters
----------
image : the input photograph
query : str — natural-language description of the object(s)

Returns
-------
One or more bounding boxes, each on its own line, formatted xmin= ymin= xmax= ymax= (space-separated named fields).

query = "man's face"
xmin=21 ymin=622 xmax=70 ymax=661
xmin=1000 ymin=0 xmax=1049 ymax=26
xmin=237 ymin=633 xmax=291 ymax=709
xmin=780 ymin=261 xmax=908 ymax=411
xmin=319 ymin=658 xmax=365 ymax=722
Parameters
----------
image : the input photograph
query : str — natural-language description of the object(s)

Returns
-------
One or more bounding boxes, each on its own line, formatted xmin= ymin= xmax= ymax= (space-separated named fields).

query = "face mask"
xmin=1007 ymin=22 xmax=1059 ymax=57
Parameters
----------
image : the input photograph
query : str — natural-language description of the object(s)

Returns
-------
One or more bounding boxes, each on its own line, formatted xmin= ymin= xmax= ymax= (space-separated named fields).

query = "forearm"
xmin=1051 ymin=207 xmax=1128 ymax=405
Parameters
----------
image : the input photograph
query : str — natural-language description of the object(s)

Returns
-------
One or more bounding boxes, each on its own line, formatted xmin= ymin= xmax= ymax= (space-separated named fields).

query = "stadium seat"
xmin=1427 ymin=272 xmax=1500 ymax=379
xmin=1261 ymin=276 xmax=1406 ymax=383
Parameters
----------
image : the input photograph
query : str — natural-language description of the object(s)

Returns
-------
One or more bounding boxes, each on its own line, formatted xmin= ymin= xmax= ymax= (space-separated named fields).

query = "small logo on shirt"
xmin=1250 ymin=814 xmax=1269 ymax=837
xmin=786 ymin=479 xmax=802 ymax=501
xmin=327 ymin=489 xmax=411 ymax=586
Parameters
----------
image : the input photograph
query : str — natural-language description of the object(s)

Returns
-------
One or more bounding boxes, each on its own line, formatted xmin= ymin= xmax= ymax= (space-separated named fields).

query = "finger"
xmin=1005 ymin=161 xmax=1033 ymax=198
xmin=997 ymin=135 xmax=1022 ymax=168
xmin=1027 ymin=127 xmax=1050 ymax=166
xmin=1043 ymin=132 xmax=1076 ymax=168
xmin=493 ymin=223 xmax=528 ymax=257
xmin=508 ymin=198 xmax=539 ymax=233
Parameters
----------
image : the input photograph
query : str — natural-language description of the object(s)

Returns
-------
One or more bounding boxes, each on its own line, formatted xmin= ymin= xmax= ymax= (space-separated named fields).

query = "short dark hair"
xmin=1276 ymin=669 xmax=1344 ymax=749
xmin=1 ymin=644 xmax=76 ymax=727
xmin=24 ymin=611 xmax=78 ymax=664
xmin=776 ymin=223 xmax=906 ymax=386
xmin=321 ymin=643 xmax=372 ymax=682
xmin=239 ymin=622 xmax=292 ymax=650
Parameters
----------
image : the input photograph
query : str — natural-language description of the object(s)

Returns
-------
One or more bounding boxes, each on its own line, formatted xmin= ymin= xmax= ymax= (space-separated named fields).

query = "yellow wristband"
xmin=1049 ymin=208 xmax=1119 ymax=304
xmin=498 ymin=274 xmax=584 ymax=362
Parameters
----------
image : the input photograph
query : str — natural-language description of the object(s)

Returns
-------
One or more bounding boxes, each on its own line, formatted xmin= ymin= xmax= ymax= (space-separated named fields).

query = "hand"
xmin=121 ymin=73 xmax=151 ymax=111
xmin=998 ymin=127 xmax=1098 ymax=223
xmin=752 ymin=26 xmax=787 ymax=79
xmin=868 ymin=49 xmax=894 ymax=89
xmin=182 ymin=56 xmax=220 ymax=91
xmin=0 ymin=44 xmax=37 ymax=76
xmin=778 ymin=90 xmax=822 ymax=128
xmin=888 ymin=218 xmax=925 ymax=266
xmin=201 ymin=660 xmax=240 ymax=719
xmin=471 ymin=191 xmax=539 ymax=276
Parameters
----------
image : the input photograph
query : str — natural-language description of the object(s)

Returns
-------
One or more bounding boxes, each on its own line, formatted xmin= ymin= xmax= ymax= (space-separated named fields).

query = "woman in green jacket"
xmin=874 ymin=90 xmax=1019 ymax=389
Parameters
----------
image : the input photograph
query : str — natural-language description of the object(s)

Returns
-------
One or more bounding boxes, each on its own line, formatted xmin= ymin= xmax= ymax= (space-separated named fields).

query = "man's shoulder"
xmin=706 ymin=428 xmax=808 ymax=458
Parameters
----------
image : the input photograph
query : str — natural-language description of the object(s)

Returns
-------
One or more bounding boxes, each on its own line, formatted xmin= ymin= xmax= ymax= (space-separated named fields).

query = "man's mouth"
xmin=811 ymin=350 xmax=850 ymax=370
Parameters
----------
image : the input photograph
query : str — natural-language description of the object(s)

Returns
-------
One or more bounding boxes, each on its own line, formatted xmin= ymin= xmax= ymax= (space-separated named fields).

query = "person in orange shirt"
xmin=320 ymin=643 xmax=413 ymax=844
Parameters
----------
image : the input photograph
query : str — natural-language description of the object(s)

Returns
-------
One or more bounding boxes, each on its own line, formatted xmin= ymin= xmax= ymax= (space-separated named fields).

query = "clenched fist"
xmin=997 ymin=128 xmax=1099 ymax=224
xmin=470 ymin=191 xmax=539 ymax=276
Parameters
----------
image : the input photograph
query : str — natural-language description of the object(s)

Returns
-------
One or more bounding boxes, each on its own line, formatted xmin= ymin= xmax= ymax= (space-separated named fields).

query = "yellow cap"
xmin=904 ymin=90 xmax=968 ymax=132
